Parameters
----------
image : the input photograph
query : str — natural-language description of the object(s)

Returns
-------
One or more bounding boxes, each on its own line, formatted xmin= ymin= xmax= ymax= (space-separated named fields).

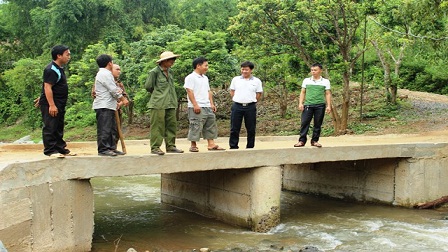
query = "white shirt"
xmin=92 ymin=68 xmax=123 ymax=110
xmin=184 ymin=71 xmax=211 ymax=107
xmin=229 ymin=75 xmax=263 ymax=103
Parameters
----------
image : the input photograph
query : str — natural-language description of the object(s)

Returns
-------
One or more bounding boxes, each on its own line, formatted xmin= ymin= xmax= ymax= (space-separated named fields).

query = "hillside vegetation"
xmin=2 ymin=86 xmax=447 ymax=143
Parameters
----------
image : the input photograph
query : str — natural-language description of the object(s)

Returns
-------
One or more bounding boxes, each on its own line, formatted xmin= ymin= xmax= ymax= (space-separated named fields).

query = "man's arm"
xmin=209 ymin=90 xmax=216 ymax=112
xmin=145 ymin=71 xmax=156 ymax=93
xmin=230 ymin=89 xmax=235 ymax=98
xmin=298 ymin=88 xmax=306 ymax=111
xmin=44 ymin=83 xmax=58 ymax=117
xmin=186 ymin=88 xmax=201 ymax=114
xmin=325 ymin=90 xmax=332 ymax=114
xmin=256 ymin=92 xmax=262 ymax=102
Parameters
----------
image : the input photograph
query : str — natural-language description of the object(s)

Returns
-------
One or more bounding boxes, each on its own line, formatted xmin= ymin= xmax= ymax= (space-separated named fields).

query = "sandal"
xmin=207 ymin=145 xmax=225 ymax=151
xmin=49 ymin=153 xmax=65 ymax=158
xmin=311 ymin=141 xmax=322 ymax=147
xmin=189 ymin=146 xmax=199 ymax=152
xmin=294 ymin=141 xmax=305 ymax=147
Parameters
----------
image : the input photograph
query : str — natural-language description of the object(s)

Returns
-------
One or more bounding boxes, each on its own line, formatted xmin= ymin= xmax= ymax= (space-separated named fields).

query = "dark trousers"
xmin=229 ymin=102 xmax=257 ymax=149
xmin=95 ymin=108 xmax=117 ymax=154
xmin=41 ymin=104 xmax=67 ymax=155
xmin=299 ymin=103 xmax=326 ymax=143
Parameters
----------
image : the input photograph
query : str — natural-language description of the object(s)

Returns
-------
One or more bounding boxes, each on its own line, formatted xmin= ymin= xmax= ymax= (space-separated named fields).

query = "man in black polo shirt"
xmin=39 ymin=45 xmax=74 ymax=157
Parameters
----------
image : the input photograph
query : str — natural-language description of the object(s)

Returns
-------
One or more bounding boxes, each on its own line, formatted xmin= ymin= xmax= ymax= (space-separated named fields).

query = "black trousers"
xmin=229 ymin=102 xmax=257 ymax=149
xmin=40 ymin=104 xmax=67 ymax=155
xmin=95 ymin=108 xmax=117 ymax=154
xmin=299 ymin=103 xmax=326 ymax=143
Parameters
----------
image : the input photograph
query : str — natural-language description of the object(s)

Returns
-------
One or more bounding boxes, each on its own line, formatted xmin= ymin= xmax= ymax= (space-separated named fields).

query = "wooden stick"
xmin=115 ymin=110 xmax=126 ymax=154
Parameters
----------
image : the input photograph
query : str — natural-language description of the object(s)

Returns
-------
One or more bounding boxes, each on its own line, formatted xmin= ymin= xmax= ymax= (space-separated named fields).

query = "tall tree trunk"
xmin=340 ymin=70 xmax=350 ymax=133
xmin=371 ymin=40 xmax=392 ymax=103
xmin=279 ymin=84 xmax=288 ymax=118
xmin=127 ymin=100 xmax=134 ymax=124
xmin=389 ymin=46 xmax=405 ymax=104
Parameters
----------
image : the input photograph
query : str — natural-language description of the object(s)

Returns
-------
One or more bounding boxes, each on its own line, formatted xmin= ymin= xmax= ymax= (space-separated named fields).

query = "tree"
xmin=229 ymin=0 xmax=367 ymax=134
xmin=368 ymin=0 xmax=448 ymax=104
xmin=2 ymin=57 xmax=46 ymax=127
xmin=170 ymin=0 xmax=238 ymax=32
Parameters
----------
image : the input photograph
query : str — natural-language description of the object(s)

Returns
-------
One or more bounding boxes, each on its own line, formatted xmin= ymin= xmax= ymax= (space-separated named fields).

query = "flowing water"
xmin=91 ymin=175 xmax=448 ymax=252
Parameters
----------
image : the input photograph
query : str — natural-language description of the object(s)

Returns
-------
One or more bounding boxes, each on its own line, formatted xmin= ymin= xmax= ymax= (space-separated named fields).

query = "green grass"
xmin=0 ymin=124 xmax=41 ymax=143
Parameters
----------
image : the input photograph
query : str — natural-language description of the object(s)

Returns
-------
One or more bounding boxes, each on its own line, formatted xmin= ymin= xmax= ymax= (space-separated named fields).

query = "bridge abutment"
xmin=161 ymin=166 xmax=282 ymax=232
xmin=0 ymin=179 xmax=93 ymax=252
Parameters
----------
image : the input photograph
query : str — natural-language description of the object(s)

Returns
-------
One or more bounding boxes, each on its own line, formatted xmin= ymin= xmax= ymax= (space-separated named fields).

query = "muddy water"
xmin=91 ymin=175 xmax=448 ymax=252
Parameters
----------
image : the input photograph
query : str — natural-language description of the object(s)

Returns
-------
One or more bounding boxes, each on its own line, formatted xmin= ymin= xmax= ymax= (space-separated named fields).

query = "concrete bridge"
xmin=1 ymin=134 xmax=447 ymax=252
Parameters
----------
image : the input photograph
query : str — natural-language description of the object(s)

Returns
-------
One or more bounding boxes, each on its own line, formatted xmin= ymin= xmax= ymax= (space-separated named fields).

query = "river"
xmin=91 ymin=175 xmax=448 ymax=252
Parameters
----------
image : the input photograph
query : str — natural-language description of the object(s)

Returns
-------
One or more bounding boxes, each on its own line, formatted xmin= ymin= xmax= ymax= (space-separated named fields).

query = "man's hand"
xmin=298 ymin=104 xmax=304 ymax=112
xmin=49 ymin=104 xmax=58 ymax=117
xmin=121 ymin=97 xmax=129 ymax=106
xmin=33 ymin=97 xmax=40 ymax=108
xmin=193 ymin=104 xmax=201 ymax=114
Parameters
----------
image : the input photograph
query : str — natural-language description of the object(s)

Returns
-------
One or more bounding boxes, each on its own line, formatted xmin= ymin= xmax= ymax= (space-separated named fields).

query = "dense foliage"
xmin=1 ymin=0 xmax=448 ymax=135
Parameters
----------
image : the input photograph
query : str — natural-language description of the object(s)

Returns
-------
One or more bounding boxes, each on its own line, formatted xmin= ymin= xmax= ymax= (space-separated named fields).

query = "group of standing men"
xmin=144 ymin=52 xmax=264 ymax=155
xmin=38 ymin=45 xmax=332 ymax=157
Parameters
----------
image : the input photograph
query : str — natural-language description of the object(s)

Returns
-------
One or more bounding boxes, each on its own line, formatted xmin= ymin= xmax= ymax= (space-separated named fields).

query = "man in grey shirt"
xmin=93 ymin=54 xmax=129 ymax=156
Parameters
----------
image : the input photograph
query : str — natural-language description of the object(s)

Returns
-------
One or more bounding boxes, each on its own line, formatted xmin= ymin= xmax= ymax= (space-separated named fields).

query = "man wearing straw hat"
xmin=145 ymin=51 xmax=184 ymax=155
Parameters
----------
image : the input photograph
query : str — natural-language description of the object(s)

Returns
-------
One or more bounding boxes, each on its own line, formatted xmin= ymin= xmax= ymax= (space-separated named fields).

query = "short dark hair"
xmin=192 ymin=57 xmax=207 ymax=69
xmin=96 ymin=54 xmax=113 ymax=68
xmin=51 ymin=45 xmax=69 ymax=60
xmin=311 ymin=63 xmax=323 ymax=69
xmin=240 ymin=61 xmax=255 ymax=70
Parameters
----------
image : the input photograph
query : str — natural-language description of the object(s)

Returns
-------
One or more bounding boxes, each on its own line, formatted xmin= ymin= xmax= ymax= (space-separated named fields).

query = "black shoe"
xmin=99 ymin=150 xmax=117 ymax=156
xmin=166 ymin=147 xmax=184 ymax=153
xmin=151 ymin=149 xmax=165 ymax=155
xmin=112 ymin=150 xmax=126 ymax=155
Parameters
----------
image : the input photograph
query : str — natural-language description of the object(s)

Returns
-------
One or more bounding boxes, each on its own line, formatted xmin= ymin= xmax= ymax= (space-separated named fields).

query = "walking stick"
xmin=115 ymin=110 xmax=127 ymax=154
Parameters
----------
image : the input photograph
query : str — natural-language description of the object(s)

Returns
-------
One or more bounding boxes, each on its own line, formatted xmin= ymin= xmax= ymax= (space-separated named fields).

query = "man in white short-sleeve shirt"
xmin=184 ymin=57 xmax=225 ymax=152
xmin=229 ymin=61 xmax=263 ymax=149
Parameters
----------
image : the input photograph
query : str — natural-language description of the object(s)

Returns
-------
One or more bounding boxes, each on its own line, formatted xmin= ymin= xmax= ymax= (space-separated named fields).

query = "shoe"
xmin=311 ymin=141 xmax=322 ymax=147
xmin=294 ymin=141 xmax=305 ymax=147
xmin=166 ymin=147 xmax=184 ymax=153
xmin=63 ymin=149 xmax=77 ymax=156
xmin=98 ymin=150 xmax=117 ymax=156
xmin=112 ymin=150 xmax=126 ymax=155
xmin=151 ymin=149 xmax=165 ymax=155
xmin=49 ymin=153 xmax=65 ymax=158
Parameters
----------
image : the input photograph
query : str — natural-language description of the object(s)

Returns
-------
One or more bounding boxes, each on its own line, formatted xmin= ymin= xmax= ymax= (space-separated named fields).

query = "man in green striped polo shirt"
xmin=294 ymin=63 xmax=332 ymax=148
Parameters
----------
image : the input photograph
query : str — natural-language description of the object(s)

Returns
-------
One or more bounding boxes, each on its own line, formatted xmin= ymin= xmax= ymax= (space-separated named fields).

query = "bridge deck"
xmin=1 ymin=133 xmax=447 ymax=191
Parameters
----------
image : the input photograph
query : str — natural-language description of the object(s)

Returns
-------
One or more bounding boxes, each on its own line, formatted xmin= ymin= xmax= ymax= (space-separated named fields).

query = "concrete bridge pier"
xmin=0 ymin=179 xmax=93 ymax=252
xmin=161 ymin=166 xmax=282 ymax=232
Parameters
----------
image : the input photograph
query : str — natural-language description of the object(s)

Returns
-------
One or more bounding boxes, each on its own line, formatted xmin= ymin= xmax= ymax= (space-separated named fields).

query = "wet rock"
xmin=299 ymin=246 xmax=323 ymax=252
xmin=126 ymin=248 xmax=138 ymax=252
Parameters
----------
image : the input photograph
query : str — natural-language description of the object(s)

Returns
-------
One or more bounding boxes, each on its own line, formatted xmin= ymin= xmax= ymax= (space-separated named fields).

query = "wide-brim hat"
xmin=156 ymin=51 xmax=180 ymax=63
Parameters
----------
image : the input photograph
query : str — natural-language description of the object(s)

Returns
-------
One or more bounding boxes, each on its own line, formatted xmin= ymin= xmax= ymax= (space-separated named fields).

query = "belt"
xmin=234 ymin=102 xmax=255 ymax=107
